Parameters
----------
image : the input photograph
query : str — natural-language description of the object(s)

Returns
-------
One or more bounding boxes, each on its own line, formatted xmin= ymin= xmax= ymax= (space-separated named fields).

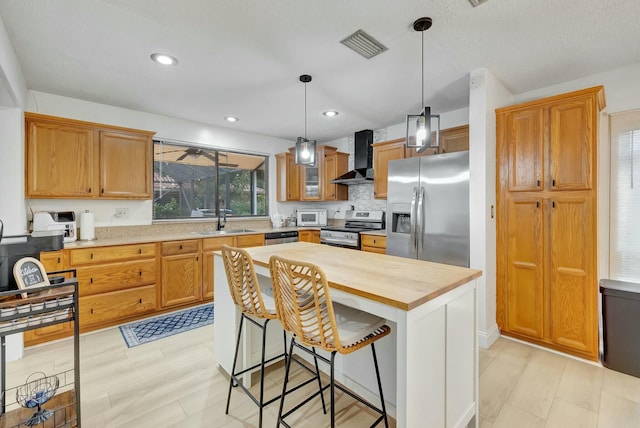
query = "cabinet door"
xmin=373 ymin=140 xmax=405 ymax=199
xmin=40 ymin=250 xmax=65 ymax=273
xmin=549 ymin=98 xmax=594 ymax=191
xmin=237 ymin=234 xmax=264 ymax=248
xmin=202 ymin=236 xmax=236 ymax=300
xmin=503 ymin=195 xmax=545 ymax=339
xmin=162 ymin=253 xmax=202 ymax=307
xmin=79 ymin=285 xmax=157 ymax=329
xmin=100 ymin=131 xmax=152 ymax=198
xmin=300 ymin=153 xmax=321 ymax=201
xmin=275 ymin=152 xmax=300 ymax=201
xmin=549 ymin=194 xmax=597 ymax=357
xmin=26 ymin=119 xmax=96 ymax=197
xmin=322 ymin=152 xmax=349 ymax=201
xmin=504 ymin=108 xmax=544 ymax=192
xmin=438 ymin=125 xmax=469 ymax=154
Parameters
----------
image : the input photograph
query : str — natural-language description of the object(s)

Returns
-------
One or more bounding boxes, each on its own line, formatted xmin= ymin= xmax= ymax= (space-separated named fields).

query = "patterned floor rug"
xmin=119 ymin=303 xmax=214 ymax=347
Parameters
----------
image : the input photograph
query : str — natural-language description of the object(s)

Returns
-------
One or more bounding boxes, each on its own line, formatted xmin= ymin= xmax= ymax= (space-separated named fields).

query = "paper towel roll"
xmin=79 ymin=210 xmax=96 ymax=241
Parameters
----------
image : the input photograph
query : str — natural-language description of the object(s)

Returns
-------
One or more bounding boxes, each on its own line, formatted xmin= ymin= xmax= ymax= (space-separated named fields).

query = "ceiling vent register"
xmin=340 ymin=30 xmax=388 ymax=59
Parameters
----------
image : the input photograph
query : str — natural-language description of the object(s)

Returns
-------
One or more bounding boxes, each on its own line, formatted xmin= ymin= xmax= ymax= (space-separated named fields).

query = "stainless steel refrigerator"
xmin=386 ymin=151 xmax=470 ymax=267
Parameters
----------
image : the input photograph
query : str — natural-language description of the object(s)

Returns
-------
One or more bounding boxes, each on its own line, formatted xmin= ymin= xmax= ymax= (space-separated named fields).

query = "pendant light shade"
xmin=295 ymin=74 xmax=317 ymax=166
xmin=406 ymin=17 xmax=440 ymax=153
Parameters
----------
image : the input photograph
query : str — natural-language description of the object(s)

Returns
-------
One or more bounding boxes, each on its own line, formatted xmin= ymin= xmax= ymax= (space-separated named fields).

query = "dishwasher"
xmin=264 ymin=230 xmax=299 ymax=245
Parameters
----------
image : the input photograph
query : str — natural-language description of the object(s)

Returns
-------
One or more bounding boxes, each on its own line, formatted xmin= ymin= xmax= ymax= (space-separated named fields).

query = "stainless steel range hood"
xmin=331 ymin=129 xmax=374 ymax=185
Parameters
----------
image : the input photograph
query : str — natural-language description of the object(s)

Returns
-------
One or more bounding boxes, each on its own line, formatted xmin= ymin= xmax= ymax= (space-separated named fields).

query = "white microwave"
xmin=296 ymin=209 xmax=327 ymax=227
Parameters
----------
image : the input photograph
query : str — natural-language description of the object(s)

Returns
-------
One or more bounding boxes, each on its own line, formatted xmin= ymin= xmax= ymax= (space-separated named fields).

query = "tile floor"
xmin=5 ymin=326 xmax=640 ymax=427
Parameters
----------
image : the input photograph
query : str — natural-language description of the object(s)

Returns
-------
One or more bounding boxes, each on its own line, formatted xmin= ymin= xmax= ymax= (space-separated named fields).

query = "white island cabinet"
xmin=214 ymin=242 xmax=482 ymax=427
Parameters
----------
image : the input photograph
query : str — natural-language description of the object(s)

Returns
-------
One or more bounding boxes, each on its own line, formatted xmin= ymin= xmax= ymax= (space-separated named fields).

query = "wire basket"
xmin=15 ymin=372 xmax=60 ymax=426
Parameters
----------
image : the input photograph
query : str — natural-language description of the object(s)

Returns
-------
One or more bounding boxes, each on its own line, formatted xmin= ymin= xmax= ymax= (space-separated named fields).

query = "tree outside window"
xmin=153 ymin=141 xmax=268 ymax=220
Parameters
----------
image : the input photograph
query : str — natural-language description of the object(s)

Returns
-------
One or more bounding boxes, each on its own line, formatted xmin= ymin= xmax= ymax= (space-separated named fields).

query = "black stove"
xmin=320 ymin=210 xmax=385 ymax=249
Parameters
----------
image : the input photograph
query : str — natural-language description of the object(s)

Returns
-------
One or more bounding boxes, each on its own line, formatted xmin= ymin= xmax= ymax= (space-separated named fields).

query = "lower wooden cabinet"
xmin=236 ymin=233 xmax=264 ymax=247
xmin=79 ymin=285 xmax=157 ymax=330
xmin=202 ymin=236 xmax=236 ymax=301
xmin=298 ymin=230 xmax=320 ymax=243
xmin=361 ymin=234 xmax=386 ymax=254
xmin=161 ymin=240 xmax=202 ymax=308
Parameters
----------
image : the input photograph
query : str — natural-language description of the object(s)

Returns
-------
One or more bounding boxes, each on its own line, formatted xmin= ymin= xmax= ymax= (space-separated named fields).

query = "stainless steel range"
xmin=320 ymin=210 xmax=385 ymax=249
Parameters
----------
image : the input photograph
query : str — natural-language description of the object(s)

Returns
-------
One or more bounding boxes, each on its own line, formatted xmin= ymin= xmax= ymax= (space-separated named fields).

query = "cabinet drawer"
xmin=77 ymin=259 xmax=156 ymax=296
xmin=70 ymin=243 xmax=156 ymax=265
xmin=24 ymin=321 xmax=73 ymax=346
xmin=162 ymin=240 xmax=200 ymax=256
xmin=202 ymin=236 xmax=236 ymax=251
xmin=361 ymin=235 xmax=386 ymax=249
xmin=237 ymin=234 xmax=264 ymax=248
xmin=79 ymin=285 xmax=157 ymax=328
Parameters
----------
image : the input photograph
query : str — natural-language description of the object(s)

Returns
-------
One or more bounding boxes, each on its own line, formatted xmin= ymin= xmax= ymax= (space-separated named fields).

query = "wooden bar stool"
xmin=269 ymin=255 xmax=391 ymax=428
xmin=221 ymin=245 xmax=325 ymax=428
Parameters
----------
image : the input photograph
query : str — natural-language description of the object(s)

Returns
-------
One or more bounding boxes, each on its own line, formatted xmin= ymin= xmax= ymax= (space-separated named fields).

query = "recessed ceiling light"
xmin=323 ymin=111 xmax=339 ymax=117
xmin=224 ymin=116 xmax=239 ymax=122
xmin=150 ymin=53 xmax=178 ymax=66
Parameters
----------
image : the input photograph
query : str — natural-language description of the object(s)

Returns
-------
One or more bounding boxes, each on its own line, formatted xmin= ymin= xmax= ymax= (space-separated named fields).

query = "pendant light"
xmin=406 ymin=17 xmax=440 ymax=153
xmin=294 ymin=74 xmax=317 ymax=166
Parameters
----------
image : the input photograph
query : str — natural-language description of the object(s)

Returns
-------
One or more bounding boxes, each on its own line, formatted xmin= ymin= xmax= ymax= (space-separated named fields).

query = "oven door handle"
xmin=320 ymin=237 xmax=355 ymax=246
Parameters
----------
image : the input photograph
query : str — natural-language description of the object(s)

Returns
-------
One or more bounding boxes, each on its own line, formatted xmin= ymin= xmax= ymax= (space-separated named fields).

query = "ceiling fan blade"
xmin=176 ymin=152 xmax=188 ymax=161
xmin=201 ymin=151 xmax=217 ymax=162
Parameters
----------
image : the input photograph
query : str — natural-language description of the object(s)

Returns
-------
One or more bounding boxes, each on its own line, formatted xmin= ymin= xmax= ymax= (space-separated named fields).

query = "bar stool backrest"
xmin=269 ymin=255 xmax=344 ymax=353
xmin=221 ymin=245 xmax=276 ymax=320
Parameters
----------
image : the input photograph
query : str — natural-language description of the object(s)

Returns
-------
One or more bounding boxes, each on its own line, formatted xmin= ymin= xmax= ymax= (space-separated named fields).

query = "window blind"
xmin=610 ymin=109 xmax=640 ymax=281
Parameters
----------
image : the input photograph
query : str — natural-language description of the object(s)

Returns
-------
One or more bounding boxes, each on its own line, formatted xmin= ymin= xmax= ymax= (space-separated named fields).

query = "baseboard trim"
xmin=478 ymin=324 xmax=500 ymax=349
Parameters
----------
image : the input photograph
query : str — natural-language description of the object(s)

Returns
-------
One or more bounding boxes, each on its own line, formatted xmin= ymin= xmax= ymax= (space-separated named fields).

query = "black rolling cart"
xmin=0 ymin=273 xmax=80 ymax=428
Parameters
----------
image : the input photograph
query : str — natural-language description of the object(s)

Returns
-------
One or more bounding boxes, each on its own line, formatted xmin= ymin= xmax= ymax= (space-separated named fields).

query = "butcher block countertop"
xmin=241 ymin=242 xmax=482 ymax=311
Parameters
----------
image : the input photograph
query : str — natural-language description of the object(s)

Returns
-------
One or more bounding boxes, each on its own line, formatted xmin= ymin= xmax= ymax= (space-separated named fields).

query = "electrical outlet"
xmin=115 ymin=208 xmax=129 ymax=218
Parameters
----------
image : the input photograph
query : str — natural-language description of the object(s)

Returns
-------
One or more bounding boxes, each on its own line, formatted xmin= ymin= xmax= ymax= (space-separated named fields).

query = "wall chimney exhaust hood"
xmin=331 ymin=130 xmax=374 ymax=185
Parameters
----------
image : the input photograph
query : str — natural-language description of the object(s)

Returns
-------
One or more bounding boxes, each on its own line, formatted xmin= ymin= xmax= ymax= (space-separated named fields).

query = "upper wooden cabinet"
xmin=372 ymin=138 xmax=405 ymax=199
xmin=496 ymin=86 xmax=605 ymax=361
xmin=25 ymin=113 xmax=155 ymax=199
xmin=276 ymin=145 xmax=348 ymax=202
xmin=496 ymin=88 xmax=603 ymax=193
xmin=438 ymin=125 xmax=470 ymax=154
xmin=275 ymin=149 xmax=301 ymax=201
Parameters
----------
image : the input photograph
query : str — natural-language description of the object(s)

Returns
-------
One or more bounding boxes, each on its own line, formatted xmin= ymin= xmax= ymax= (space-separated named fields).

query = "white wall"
xmin=25 ymin=91 xmax=294 ymax=227
xmin=0 ymin=15 xmax=27 ymax=107
xmin=469 ymin=69 xmax=513 ymax=349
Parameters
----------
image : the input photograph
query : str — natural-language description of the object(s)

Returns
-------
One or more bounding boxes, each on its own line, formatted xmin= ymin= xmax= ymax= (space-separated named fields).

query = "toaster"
xmin=32 ymin=211 xmax=77 ymax=243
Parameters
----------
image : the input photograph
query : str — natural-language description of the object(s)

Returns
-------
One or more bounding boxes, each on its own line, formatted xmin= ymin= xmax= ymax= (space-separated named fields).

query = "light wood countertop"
xmin=63 ymin=226 xmax=319 ymax=249
xmin=241 ymin=242 xmax=482 ymax=311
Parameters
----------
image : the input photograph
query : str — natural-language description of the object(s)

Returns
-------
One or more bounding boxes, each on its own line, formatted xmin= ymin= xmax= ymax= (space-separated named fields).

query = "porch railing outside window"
xmin=153 ymin=140 xmax=268 ymax=220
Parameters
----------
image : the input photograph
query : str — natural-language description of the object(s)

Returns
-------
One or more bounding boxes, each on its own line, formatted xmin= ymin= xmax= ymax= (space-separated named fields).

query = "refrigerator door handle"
xmin=411 ymin=186 xmax=418 ymax=252
xmin=418 ymin=186 xmax=425 ymax=255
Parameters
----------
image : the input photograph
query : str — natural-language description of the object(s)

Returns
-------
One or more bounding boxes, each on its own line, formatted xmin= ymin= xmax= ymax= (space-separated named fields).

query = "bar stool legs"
xmin=277 ymin=337 xmax=388 ymax=428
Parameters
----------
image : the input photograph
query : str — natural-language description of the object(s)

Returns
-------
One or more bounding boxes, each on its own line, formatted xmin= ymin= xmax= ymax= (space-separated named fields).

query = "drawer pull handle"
xmin=90 ymin=278 xmax=93 ymax=284
xmin=139 ymin=270 xmax=142 ymax=276
xmin=90 ymin=253 xmax=94 ymax=259
xmin=101 ymin=188 xmax=104 ymax=193
xmin=57 ymin=257 xmax=61 ymax=263
xmin=552 ymin=201 xmax=556 ymax=208
xmin=88 ymin=187 xmax=92 ymax=193
xmin=139 ymin=299 xmax=142 ymax=304
xmin=139 ymin=248 xmax=142 ymax=254
xmin=90 ymin=308 xmax=94 ymax=315
xmin=536 ymin=201 xmax=540 ymax=208
xmin=179 ymin=244 xmax=183 ymax=250
xmin=537 ymin=180 xmax=541 ymax=187
xmin=552 ymin=179 xmax=556 ymax=187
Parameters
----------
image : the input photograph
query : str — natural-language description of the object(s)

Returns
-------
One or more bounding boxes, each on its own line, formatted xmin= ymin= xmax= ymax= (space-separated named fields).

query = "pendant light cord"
xmin=304 ymin=82 xmax=307 ymax=139
xmin=421 ymin=29 xmax=425 ymax=109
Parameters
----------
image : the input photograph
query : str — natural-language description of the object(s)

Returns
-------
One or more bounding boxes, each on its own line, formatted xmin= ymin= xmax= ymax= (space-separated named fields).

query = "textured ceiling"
xmin=0 ymin=0 xmax=639 ymax=142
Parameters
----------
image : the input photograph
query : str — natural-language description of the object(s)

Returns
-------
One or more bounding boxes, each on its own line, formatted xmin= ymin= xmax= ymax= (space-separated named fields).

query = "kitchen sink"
xmin=191 ymin=229 xmax=255 ymax=236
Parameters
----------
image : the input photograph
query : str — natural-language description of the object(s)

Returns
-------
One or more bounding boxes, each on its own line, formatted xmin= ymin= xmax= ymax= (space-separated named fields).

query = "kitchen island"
xmin=214 ymin=242 xmax=482 ymax=427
